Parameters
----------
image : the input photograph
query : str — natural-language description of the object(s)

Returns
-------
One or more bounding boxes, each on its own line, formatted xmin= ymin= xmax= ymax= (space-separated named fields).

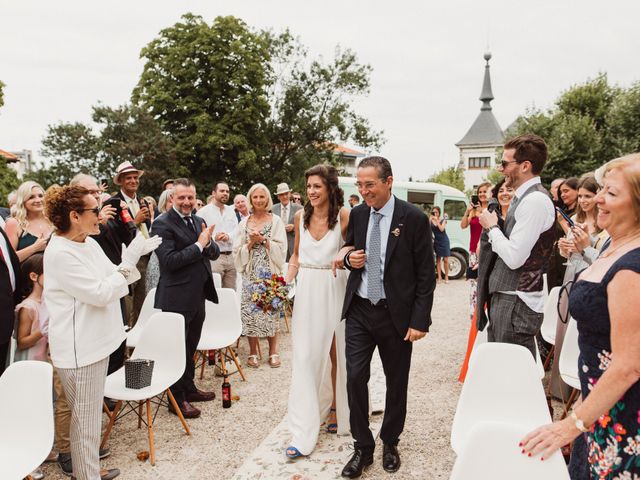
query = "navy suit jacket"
xmin=341 ymin=197 xmax=436 ymax=337
xmin=151 ymin=209 xmax=219 ymax=312
xmin=0 ymin=227 xmax=22 ymax=344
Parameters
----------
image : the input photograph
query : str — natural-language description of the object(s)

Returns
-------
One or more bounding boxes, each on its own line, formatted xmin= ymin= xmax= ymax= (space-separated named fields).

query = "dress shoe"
xmin=71 ymin=468 xmax=120 ymax=480
xmin=341 ymin=448 xmax=373 ymax=478
xmin=168 ymin=399 xmax=201 ymax=418
xmin=186 ymin=388 xmax=216 ymax=402
xmin=383 ymin=444 xmax=401 ymax=473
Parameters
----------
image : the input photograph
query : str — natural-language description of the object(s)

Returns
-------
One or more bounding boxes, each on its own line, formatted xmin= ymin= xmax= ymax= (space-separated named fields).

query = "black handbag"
xmin=124 ymin=358 xmax=154 ymax=389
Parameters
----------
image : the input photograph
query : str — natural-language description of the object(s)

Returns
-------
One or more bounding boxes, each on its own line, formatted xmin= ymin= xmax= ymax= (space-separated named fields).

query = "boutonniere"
xmin=391 ymin=224 xmax=403 ymax=237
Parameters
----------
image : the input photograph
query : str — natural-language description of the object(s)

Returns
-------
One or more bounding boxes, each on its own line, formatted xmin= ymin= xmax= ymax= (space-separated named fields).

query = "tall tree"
xmin=427 ymin=166 xmax=465 ymax=191
xmin=0 ymin=79 xmax=5 ymax=111
xmin=0 ymin=158 xmax=20 ymax=203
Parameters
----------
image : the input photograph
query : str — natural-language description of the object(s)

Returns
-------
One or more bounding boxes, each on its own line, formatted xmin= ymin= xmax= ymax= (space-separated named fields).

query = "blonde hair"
xmin=604 ymin=153 xmax=640 ymax=221
xmin=247 ymin=183 xmax=273 ymax=212
xmin=158 ymin=188 xmax=174 ymax=213
xmin=12 ymin=181 xmax=45 ymax=230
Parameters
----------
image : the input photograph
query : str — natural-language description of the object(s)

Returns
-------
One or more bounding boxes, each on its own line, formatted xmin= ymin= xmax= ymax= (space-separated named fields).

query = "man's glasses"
xmin=77 ymin=207 xmax=101 ymax=216
xmin=500 ymin=159 xmax=519 ymax=169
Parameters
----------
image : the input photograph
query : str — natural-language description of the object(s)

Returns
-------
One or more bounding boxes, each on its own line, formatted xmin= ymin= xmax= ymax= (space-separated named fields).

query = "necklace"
xmin=599 ymin=231 xmax=640 ymax=259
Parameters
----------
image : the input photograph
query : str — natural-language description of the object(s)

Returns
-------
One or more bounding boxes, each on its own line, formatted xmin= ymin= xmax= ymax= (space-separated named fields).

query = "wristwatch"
xmin=488 ymin=224 xmax=500 ymax=232
xmin=570 ymin=411 xmax=589 ymax=433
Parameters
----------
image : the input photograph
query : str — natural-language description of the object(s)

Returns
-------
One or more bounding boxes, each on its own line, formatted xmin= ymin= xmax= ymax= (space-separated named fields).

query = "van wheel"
xmin=448 ymin=251 xmax=467 ymax=280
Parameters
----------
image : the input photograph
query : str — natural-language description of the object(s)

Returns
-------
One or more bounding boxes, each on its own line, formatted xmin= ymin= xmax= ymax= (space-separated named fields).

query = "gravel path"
xmin=41 ymin=279 xmax=469 ymax=479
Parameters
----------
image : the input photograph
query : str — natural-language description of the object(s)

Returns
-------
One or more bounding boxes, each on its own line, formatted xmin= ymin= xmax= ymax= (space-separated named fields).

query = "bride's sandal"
xmin=247 ymin=355 xmax=259 ymax=368
xmin=285 ymin=446 xmax=303 ymax=459
xmin=268 ymin=354 xmax=281 ymax=368
xmin=327 ymin=408 xmax=338 ymax=434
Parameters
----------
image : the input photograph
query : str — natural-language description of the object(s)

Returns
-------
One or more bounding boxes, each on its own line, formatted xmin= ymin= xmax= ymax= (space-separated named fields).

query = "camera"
xmin=470 ymin=195 xmax=479 ymax=207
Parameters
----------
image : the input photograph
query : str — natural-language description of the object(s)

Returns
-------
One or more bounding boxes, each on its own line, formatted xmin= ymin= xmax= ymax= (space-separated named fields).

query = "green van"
xmin=339 ymin=177 xmax=470 ymax=279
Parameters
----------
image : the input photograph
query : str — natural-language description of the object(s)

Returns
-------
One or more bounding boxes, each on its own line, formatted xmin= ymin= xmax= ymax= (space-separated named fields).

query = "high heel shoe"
xmin=327 ymin=408 xmax=338 ymax=434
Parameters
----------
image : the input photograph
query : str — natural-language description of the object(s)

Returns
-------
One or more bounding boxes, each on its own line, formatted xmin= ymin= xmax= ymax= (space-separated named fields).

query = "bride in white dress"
xmin=284 ymin=164 xmax=350 ymax=458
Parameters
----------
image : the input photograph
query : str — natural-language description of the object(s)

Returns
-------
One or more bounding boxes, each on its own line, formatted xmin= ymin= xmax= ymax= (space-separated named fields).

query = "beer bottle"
xmin=222 ymin=375 xmax=231 ymax=408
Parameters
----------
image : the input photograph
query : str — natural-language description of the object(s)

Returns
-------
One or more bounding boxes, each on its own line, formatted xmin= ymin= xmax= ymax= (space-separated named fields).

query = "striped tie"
xmin=367 ymin=211 xmax=383 ymax=304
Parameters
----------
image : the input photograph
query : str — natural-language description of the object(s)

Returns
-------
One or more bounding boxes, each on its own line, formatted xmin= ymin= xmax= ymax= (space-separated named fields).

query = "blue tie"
xmin=367 ymin=211 xmax=383 ymax=304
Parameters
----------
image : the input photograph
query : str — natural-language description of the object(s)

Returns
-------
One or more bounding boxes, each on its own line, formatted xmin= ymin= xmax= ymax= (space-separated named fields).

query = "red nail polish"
xmin=541 ymin=457 xmax=544 ymax=461
xmin=528 ymin=453 xmax=532 ymax=457
xmin=518 ymin=442 xmax=523 ymax=447
xmin=521 ymin=449 xmax=525 ymax=454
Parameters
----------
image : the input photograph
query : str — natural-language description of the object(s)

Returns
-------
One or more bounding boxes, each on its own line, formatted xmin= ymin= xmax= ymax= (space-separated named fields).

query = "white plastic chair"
xmin=212 ymin=272 xmax=222 ymax=289
xmin=197 ymin=288 xmax=245 ymax=381
xmin=126 ymin=288 xmax=160 ymax=348
xmin=451 ymin=343 xmax=551 ymax=454
xmin=0 ymin=361 xmax=54 ymax=480
xmin=541 ymin=286 xmax=561 ymax=345
xmin=558 ymin=317 xmax=582 ymax=414
xmin=450 ymin=421 xmax=570 ymax=480
xmin=102 ymin=312 xmax=189 ymax=465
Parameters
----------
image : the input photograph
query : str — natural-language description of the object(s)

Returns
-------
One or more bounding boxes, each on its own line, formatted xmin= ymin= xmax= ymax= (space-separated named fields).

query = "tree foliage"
xmin=427 ymin=166 xmax=465 ymax=191
xmin=506 ymin=73 xmax=639 ymax=184
xmin=0 ymin=158 xmax=20 ymax=204
xmin=0 ymin=79 xmax=5 ymax=111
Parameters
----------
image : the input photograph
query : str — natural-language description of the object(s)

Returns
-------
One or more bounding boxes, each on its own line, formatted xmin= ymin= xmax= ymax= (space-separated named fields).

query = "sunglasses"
xmin=77 ymin=207 xmax=101 ymax=216
xmin=500 ymin=159 xmax=520 ymax=169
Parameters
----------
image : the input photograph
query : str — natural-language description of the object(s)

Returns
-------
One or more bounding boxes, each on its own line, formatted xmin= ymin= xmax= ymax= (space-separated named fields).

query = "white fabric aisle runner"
xmin=232 ymin=350 xmax=386 ymax=480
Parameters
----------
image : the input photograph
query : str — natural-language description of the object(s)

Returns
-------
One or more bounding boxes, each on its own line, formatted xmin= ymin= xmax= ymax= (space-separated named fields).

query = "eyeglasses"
xmin=500 ymin=159 xmax=519 ymax=169
xmin=293 ymin=197 xmax=301 ymax=202
xmin=77 ymin=207 xmax=101 ymax=216
xmin=355 ymin=180 xmax=385 ymax=190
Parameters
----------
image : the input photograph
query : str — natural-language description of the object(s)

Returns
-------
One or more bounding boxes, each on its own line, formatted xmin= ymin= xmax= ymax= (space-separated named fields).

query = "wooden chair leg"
xmin=146 ymin=399 xmax=156 ymax=466
xmin=138 ymin=401 xmax=143 ymax=429
xmin=561 ymin=388 xmax=579 ymax=419
xmin=102 ymin=401 xmax=113 ymax=420
xmin=543 ymin=344 xmax=555 ymax=371
xmin=101 ymin=400 xmax=122 ymax=449
xmin=167 ymin=389 xmax=191 ymax=435
xmin=199 ymin=350 xmax=206 ymax=380
xmin=227 ymin=346 xmax=246 ymax=381
xmin=219 ymin=349 xmax=228 ymax=376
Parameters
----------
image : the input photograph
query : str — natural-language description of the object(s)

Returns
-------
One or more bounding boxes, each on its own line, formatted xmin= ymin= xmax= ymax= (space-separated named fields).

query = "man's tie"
xmin=185 ymin=216 xmax=196 ymax=234
xmin=129 ymin=198 xmax=150 ymax=239
xmin=367 ymin=211 xmax=383 ymax=304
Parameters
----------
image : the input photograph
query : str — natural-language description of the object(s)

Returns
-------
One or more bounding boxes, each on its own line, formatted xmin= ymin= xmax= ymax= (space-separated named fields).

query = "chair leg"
xmin=219 ymin=349 xmax=228 ymax=376
xmin=102 ymin=401 xmax=113 ymax=420
xmin=101 ymin=400 xmax=122 ymax=449
xmin=138 ymin=401 xmax=143 ymax=429
xmin=227 ymin=346 xmax=246 ymax=381
xmin=561 ymin=388 xmax=579 ymax=419
xmin=199 ymin=351 xmax=206 ymax=380
xmin=146 ymin=399 xmax=156 ymax=466
xmin=543 ymin=344 xmax=555 ymax=371
xmin=167 ymin=389 xmax=191 ymax=435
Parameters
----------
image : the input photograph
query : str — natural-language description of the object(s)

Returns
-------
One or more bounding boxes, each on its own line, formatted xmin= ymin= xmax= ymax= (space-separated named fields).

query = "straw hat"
xmin=113 ymin=161 xmax=144 ymax=185
xmin=275 ymin=182 xmax=291 ymax=195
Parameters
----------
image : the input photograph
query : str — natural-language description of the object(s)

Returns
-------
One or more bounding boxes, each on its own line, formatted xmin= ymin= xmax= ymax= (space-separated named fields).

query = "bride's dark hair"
xmin=303 ymin=164 xmax=344 ymax=230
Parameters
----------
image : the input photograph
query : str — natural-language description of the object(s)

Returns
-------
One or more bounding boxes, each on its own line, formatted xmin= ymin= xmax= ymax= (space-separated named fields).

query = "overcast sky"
xmin=1 ymin=0 xmax=639 ymax=183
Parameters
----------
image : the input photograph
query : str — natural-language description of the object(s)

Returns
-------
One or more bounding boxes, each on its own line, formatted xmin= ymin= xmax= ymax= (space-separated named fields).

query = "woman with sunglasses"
xmin=430 ymin=206 xmax=451 ymax=283
xmin=43 ymin=185 xmax=161 ymax=480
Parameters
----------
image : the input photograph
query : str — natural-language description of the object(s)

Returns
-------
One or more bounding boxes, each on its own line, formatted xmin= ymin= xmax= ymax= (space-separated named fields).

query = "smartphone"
xmin=100 ymin=178 xmax=109 ymax=187
xmin=555 ymin=207 xmax=575 ymax=228
xmin=105 ymin=197 xmax=122 ymax=214
xmin=470 ymin=195 xmax=479 ymax=206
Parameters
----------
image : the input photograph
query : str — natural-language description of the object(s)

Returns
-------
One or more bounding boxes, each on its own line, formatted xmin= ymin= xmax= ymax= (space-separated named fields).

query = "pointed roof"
xmin=456 ymin=52 xmax=504 ymax=147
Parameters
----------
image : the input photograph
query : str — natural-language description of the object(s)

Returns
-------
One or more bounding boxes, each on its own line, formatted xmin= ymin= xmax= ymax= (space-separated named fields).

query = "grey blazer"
xmin=272 ymin=202 xmax=302 ymax=260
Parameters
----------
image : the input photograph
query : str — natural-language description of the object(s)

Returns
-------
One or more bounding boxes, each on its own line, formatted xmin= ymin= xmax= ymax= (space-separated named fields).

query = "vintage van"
xmin=339 ymin=177 xmax=470 ymax=279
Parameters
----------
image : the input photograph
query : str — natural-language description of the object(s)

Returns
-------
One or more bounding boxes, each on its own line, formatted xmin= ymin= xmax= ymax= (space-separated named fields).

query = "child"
xmin=14 ymin=253 xmax=48 ymax=362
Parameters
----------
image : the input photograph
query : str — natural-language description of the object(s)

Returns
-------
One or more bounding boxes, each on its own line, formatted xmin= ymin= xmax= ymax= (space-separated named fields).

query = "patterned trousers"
xmin=488 ymin=292 xmax=543 ymax=359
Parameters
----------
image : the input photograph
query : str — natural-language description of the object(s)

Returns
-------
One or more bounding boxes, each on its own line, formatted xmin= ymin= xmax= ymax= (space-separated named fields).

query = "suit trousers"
xmin=345 ymin=295 xmax=413 ymax=451
xmin=169 ymin=301 xmax=206 ymax=402
xmin=0 ymin=341 xmax=9 ymax=376
xmin=488 ymin=292 xmax=543 ymax=359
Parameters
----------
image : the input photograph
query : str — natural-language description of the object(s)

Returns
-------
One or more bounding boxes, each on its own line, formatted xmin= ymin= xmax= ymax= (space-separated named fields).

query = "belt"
xmin=219 ymin=251 xmax=232 ymax=255
xmin=300 ymin=263 xmax=331 ymax=270
xmin=355 ymin=294 xmax=387 ymax=308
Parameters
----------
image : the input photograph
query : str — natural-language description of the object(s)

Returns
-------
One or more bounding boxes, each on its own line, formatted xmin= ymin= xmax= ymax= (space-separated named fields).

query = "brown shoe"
xmin=71 ymin=468 xmax=120 ymax=480
xmin=168 ymin=400 xmax=201 ymax=418
xmin=186 ymin=389 xmax=216 ymax=402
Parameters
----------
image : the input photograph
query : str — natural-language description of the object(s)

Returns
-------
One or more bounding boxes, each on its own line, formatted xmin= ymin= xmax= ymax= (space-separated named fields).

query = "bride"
xmin=284 ymin=164 xmax=350 ymax=458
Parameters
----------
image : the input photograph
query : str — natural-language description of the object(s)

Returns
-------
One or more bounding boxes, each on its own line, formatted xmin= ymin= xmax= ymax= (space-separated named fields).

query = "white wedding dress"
xmin=287 ymin=213 xmax=349 ymax=455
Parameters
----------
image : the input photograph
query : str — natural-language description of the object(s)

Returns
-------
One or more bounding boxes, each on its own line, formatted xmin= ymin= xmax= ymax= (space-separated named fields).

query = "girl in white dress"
xmin=284 ymin=164 xmax=350 ymax=458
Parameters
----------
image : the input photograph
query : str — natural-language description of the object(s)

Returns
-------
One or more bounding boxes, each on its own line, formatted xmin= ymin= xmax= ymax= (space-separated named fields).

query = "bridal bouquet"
xmin=249 ymin=267 xmax=292 ymax=313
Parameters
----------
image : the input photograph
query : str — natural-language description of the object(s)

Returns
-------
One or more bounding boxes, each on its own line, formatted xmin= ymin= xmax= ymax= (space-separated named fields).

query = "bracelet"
xmin=289 ymin=264 xmax=299 ymax=270
xmin=570 ymin=411 xmax=589 ymax=433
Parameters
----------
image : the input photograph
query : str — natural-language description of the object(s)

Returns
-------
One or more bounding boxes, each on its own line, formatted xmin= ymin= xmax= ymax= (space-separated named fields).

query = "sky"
xmin=1 ymin=0 xmax=639 ymax=182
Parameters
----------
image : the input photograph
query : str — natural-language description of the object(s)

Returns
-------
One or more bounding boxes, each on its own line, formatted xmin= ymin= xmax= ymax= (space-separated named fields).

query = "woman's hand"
xmin=558 ymin=237 xmax=575 ymax=258
xmin=33 ymin=235 xmax=48 ymax=253
xmin=520 ymin=418 xmax=580 ymax=460
xmin=571 ymin=224 xmax=590 ymax=253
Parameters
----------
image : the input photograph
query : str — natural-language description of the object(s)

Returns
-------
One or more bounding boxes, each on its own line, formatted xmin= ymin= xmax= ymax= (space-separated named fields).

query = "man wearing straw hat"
xmin=272 ymin=182 xmax=302 ymax=261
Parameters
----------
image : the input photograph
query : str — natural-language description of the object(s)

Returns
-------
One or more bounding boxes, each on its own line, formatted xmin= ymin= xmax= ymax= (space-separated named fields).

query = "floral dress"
xmin=569 ymin=248 xmax=640 ymax=479
xmin=240 ymin=222 xmax=280 ymax=337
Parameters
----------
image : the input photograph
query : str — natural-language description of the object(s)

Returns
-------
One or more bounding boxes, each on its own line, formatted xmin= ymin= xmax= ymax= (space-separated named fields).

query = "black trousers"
xmin=167 ymin=301 xmax=206 ymax=402
xmin=345 ymin=295 xmax=413 ymax=451
xmin=0 ymin=340 xmax=9 ymax=377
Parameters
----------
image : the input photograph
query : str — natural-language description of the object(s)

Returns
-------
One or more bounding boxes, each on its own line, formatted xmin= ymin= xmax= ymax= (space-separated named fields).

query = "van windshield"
xmin=407 ymin=191 xmax=435 ymax=215
xmin=444 ymin=199 xmax=467 ymax=221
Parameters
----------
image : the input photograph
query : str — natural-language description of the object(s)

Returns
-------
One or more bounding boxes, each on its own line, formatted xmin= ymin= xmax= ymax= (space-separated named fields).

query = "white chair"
xmin=102 ymin=312 xmax=189 ymax=466
xmin=197 ymin=288 xmax=245 ymax=381
xmin=126 ymin=288 xmax=160 ymax=348
xmin=212 ymin=272 xmax=222 ymax=289
xmin=450 ymin=421 xmax=570 ymax=480
xmin=541 ymin=286 xmax=561 ymax=345
xmin=451 ymin=343 xmax=551 ymax=454
xmin=0 ymin=361 xmax=54 ymax=480
xmin=558 ymin=316 xmax=581 ymax=414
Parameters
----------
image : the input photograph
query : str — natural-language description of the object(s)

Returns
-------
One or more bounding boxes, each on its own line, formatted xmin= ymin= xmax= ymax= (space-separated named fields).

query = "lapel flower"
xmin=391 ymin=223 xmax=403 ymax=237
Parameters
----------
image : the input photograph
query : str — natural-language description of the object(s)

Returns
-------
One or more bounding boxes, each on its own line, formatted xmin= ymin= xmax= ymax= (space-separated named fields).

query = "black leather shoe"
xmin=341 ymin=448 xmax=373 ymax=478
xmin=383 ymin=444 xmax=401 ymax=473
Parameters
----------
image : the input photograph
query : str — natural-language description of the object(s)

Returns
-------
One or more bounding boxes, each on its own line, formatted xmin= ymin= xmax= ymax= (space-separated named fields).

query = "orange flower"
xmin=613 ymin=423 xmax=626 ymax=435
xmin=598 ymin=415 xmax=611 ymax=428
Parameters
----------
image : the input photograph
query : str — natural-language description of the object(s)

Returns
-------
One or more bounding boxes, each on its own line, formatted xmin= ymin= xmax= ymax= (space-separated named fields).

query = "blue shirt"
xmin=357 ymin=195 xmax=395 ymax=300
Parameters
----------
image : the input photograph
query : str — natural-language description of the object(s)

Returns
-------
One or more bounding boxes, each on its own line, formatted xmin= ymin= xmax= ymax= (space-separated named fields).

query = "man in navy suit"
xmin=151 ymin=178 xmax=220 ymax=419
xmin=336 ymin=157 xmax=435 ymax=478
xmin=0 ymin=225 xmax=21 ymax=376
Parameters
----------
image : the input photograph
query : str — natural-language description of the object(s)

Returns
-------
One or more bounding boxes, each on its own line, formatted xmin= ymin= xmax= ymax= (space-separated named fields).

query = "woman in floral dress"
xmin=233 ymin=183 xmax=287 ymax=368
xmin=521 ymin=154 xmax=640 ymax=479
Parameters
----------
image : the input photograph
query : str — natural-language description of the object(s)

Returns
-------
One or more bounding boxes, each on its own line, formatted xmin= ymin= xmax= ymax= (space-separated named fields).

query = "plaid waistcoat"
xmin=488 ymin=182 xmax=555 ymax=294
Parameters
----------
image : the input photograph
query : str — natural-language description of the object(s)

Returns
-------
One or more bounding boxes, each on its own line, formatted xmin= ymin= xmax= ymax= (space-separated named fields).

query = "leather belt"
xmin=219 ymin=251 xmax=232 ymax=255
xmin=355 ymin=294 xmax=387 ymax=308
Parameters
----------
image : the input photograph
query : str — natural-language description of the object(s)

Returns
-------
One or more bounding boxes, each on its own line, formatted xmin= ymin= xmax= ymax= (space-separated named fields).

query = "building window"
xmin=468 ymin=157 xmax=490 ymax=169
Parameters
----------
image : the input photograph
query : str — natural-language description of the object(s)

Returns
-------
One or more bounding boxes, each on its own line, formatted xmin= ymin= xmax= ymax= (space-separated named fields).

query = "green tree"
xmin=608 ymin=80 xmax=640 ymax=154
xmin=0 ymin=80 xmax=5 ymax=111
xmin=0 ymin=158 xmax=20 ymax=204
xmin=427 ymin=165 xmax=465 ymax=191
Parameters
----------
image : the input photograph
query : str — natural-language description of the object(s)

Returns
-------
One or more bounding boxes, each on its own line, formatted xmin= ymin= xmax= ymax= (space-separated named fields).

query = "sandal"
xmin=247 ymin=355 xmax=259 ymax=368
xmin=268 ymin=354 xmax=281 ymax=368
xmin=285 ymin=446 xmax=304 ymax=459
xmin=327 ymin=407 xmax=338 ymax=434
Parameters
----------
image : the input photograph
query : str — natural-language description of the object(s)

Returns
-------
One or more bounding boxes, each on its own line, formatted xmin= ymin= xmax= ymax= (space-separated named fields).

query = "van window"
xmin=444 ymin=199 xmax=467 ymax=221
xmin=407 ymin=191 xmax=435 ymax=215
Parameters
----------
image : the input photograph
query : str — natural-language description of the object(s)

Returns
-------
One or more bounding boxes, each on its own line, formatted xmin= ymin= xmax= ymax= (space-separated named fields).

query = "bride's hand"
xmin=331 ymin=258 xmax=344 ymax=277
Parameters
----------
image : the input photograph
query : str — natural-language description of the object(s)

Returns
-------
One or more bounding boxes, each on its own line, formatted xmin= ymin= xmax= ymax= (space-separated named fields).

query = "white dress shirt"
xmin=198 ymin=203 xmax=238 ymax=253
xmin=121 ymin=190 xmax=149 ymax=238
xmin=357 ymin=195 xmax=395 ymax=300
xmin=488 ymin=176 xmax=555 ymax=313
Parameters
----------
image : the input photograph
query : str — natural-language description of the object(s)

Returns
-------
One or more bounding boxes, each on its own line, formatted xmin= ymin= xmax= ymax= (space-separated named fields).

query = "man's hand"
xmin=348 ymin=249 xmax=366 ymax=269
xmin=285 ymin=223 xmax=294 ymax=233
xmin=215 ymin=232 xmax=229 ymax=242
xmin=134 ymin=205 xmax=150 ymax=225
xmin=478 ymin=209 xmax=498 ymax=229
xmin=404 ymin=328 xmax=427 ymax=342
xmin=198 ymin=223 xmax=215 ymax=249
xmin=99 ymin=204 xmax=117 ymax=225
